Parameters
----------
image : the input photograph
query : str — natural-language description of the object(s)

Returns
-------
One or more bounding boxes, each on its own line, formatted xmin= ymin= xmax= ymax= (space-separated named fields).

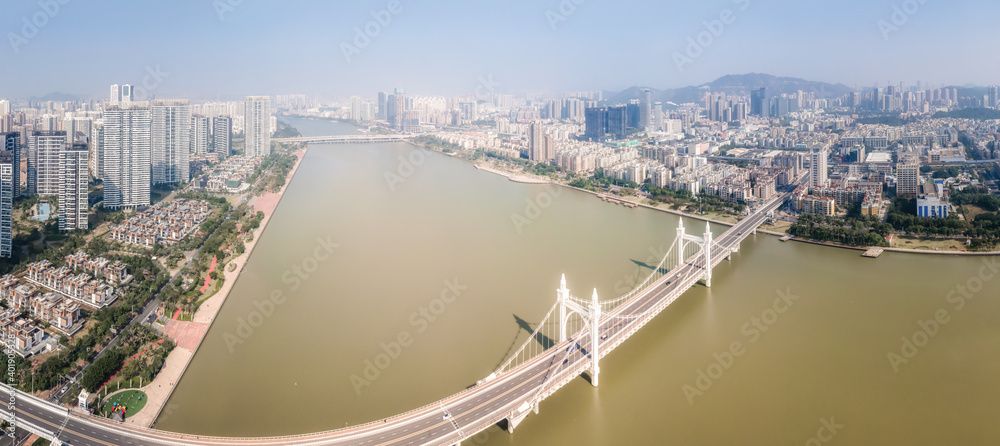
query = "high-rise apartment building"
xmin=59 ymin=143 xmax=89 ymax=231
xmin=0 ymin=152 xmax=13 ymax=258
xmin=529 ymin=122 xmax=549 ymax=163
xmin=1 ymin=133 xmax=19 ymax=197
xmin=151 ymin=100 xmax=191 ymax=184
xmin=109 ymin=84 xmax=134 ymax=103
xmin=191 ymin=116 xmax=210 ymax=155
xmin=213 ymin=117 xmax=232 ymax=156
xmin=377 ymin=92 xmax=388 ymax=121
xmin=90 ymin=120 xmax=104 ymax=179
xmin=103 ymin=101 xmax=151 ymax=209
xmin=244 ymin=96 xmax=271 ymax=158
xmin=896 ymin=157 xmax=920 ymax=197
xmin=29 ymin=131 xmax=66 ymax=195
xmin=810 ymin=146 xmax=829 ymax=188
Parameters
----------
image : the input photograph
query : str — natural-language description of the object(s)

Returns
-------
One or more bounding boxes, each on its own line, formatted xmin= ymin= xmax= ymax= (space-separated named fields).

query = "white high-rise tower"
xmin=244 ymin=96 xmax=271 ymax=158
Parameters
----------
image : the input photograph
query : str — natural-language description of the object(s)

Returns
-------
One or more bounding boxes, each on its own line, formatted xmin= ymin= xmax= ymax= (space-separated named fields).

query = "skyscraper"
xmin=29 ymin=131 xmax=66 ymax=195
xmin=109 ymin=84 xmax=134 ymax=103
xmin=810 ymin=146 xmax=829 ymax=188
xmin=584 ymin=107 xmax=606 ymax=142
xmin=0 ymin=152 xmax=12 ymax=258
xmin=213 ymin=117 xmax=232 ymax=156
xmin=377 ymin=92 xmax=388 ymax=121
xmin=191 ymin=116 xmax=210 ymax=155
xmin=151 ymin=100 xmax=192 ymax=184
xmin=90 ymin=120 xmax=104 ymax=180
xmin=1 ymin=133 xmax=19 ymax=198
xmin=640 ymin=88 xmax=652 ymax=131
xmin=244 ymin=96 xmax=271 ymax=158
xmin=103 ymin=101 xmax=151 ymax=209
xmin=606 ymin=106 xmax=627 ymax=140
xmin=529 ymin=121 xmax=546 ymax=162
xmin=751 ymin=88 xmax=770 ymax=117
xmin=59 ymin=143 xmax=89 ymax=231
xmin=387 ymin=88 xmax=408 ymax=131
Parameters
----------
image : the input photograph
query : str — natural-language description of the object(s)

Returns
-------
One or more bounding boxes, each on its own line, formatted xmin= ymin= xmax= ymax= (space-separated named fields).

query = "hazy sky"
xmin=2 ymin=0 xmax=998 ymax=100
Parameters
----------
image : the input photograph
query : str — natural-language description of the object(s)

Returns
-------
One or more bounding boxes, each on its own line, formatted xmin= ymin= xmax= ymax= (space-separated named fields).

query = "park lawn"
xmin=962 ymin=204 xmax=991 ymax=221
xmin=895 ymin=236 xmax=966 ymax=252
xmin=101 ymin=390 xmax=148 ymax=419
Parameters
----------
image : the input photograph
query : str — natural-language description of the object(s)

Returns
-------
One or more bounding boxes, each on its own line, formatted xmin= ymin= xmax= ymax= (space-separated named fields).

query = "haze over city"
xmin=3 ymin=0 xmax=1000 ymax=99
xmin=2 ymin=1 xmax=1000 ymax=446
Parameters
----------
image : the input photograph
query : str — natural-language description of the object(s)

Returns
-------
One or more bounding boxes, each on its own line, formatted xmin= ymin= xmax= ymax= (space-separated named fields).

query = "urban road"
xmin=0 ymin=176 xmax=803 ymax=446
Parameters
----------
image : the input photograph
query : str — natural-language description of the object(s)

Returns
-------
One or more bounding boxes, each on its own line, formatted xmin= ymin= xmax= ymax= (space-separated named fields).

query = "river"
xmin=156 ymin=117 xmax=1000 ymax=445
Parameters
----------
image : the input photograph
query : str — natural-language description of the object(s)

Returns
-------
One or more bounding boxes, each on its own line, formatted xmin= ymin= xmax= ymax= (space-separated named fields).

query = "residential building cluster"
xmin=108 ymin=199 xmax=211 ymax=248
xmin=194 ymin=156 xmax=262 ymax=193
xmin=25 ymin=259 xmax=117 ymax=307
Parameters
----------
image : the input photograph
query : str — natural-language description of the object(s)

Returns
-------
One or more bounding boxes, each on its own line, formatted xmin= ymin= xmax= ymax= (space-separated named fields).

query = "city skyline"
xmin=3 ymin=0 xmax=1000 ymax=99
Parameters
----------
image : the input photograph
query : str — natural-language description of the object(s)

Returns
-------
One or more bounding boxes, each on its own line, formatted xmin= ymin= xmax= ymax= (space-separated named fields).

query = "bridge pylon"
xmin=556 ymin=278 xmax=603 ymax=387
xmin=674 ymin=218 xmax=713 ymax=287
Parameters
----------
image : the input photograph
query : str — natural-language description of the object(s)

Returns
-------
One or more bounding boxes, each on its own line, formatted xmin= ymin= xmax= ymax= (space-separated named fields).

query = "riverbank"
xmin=456 ymin=154 xmax=1000 ymax=257
xmin=139 ymin=146 xmax=310 ymax=427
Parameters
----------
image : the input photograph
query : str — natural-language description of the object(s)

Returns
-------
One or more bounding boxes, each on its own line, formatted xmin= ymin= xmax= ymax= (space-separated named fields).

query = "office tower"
xmin=29 ymin=131 xmax=66 ymax=195
xmin=606 ymin=106 xmax=627 ymax=140
xmin=529 ymin=122 xmax=546 ymax=162
xmin=244 ymin=96 xmax=271 ymax=158
xmin=751 ymin=88 xmax=770 ymax=117
xmin=810 ymin=146 xmax=829 ymax=188
xmin=103 ymin=101 xmax=151 ymax=209
xmin=151 ymin=100 xmax=191 ymax=184
xmin=1 ymin=133 xmax=19 ymax=198
xmin=640 ymin=89 xmax=652 ymax=131
xmin=626 ymin=101 xmax=641 ymax=129
xmin=191 ymin=116 xmax=210 ymax=155
xmin=584 ymin=107 xmax=606 ymax=142
xmin=386 ymin=88 xmax=407 ymax=131
xmin=90 ymin=120 xmax=104 ymax=179
xmin=989 ymin=86 xmax=999 ymax=109
xmin=213 ymin=117 xmax=232 ymax=156
xmin=59 ymin=143 xmax=89 ymax=231
xmin=0 ymin=152 xmax=11 ymax=258
xmin=896 ymin=157 xmax=920 ymax=197
xmin=653 ymin=102 xmax=664 ymax=131
xmin=377 ymin=92 xmax=388 ymax=121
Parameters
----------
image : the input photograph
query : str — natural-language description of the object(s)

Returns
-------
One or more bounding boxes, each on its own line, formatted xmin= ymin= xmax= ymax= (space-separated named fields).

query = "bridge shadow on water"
xmin=630 ymin=258 xmax=670 ymax=275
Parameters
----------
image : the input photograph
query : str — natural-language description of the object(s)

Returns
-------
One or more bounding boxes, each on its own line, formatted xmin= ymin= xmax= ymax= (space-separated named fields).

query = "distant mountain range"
xmin=29 ymin=92 xmax=79 ymax=102
xmin=605 ymin=73 xmax=854 ymax=107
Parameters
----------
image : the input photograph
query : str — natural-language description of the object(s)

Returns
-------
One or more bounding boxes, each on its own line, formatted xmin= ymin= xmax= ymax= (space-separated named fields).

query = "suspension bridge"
xmin=0 ymin=177 xmax=802 ymax=445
